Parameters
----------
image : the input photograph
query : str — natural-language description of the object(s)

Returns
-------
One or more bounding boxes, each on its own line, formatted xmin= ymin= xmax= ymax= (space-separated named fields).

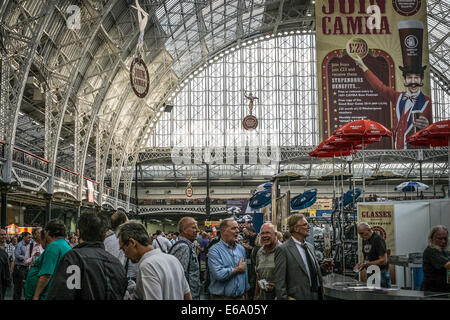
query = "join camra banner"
xmin=316 ymin=0 xmax=432 ymax=149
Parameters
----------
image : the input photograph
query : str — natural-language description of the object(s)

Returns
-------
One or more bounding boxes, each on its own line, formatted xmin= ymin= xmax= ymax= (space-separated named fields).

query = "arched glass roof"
xmin=0 ymin=0 xmax=449 ymax=186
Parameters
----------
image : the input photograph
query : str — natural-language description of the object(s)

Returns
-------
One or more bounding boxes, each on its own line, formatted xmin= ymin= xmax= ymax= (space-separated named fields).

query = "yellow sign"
xmin=204 ymin=221 xmax=221 ymax=227
xmin=7 ymin=224 xmax=33 ymax=235
xmin=358 ymin=204 xmax=396 ymax=282
xmin=309 ymin=209 xmax=317 ymax=217
xmin=308 ymin=198 xmax=333 ymax=211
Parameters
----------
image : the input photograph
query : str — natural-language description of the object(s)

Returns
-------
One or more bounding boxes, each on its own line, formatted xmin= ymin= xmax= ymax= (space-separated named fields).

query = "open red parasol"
xmin=309 ymin=139 xmax=357 ymax=157
xmin=406 ymin=129 xmax=448 ymax=147
xmin=422 ymin=120 xmax=450 ymax=135
xmin=309 ymin=148 xmax=355 ymax=158
xmin=406 ymin=120 xmax=450 ymax=192
xmin=333 ymin=119 xmax=392 ymax=139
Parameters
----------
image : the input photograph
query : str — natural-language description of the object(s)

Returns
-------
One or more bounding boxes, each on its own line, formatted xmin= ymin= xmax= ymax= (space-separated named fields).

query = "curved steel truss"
xmin=0 ymin=0 xmax=449 ymax=212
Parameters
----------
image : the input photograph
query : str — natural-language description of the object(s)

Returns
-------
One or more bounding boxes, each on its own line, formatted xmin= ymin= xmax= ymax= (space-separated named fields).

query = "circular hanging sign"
xmin=130 ymin=56 xmax=150 ymax=98
xmin=243 ymin=115 xmax=258 ymax=130
xmin=185 ymin=186 xmax=193 ymax=197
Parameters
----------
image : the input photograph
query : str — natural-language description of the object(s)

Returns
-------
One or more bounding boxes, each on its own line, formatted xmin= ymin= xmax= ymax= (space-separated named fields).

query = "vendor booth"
xmin=357 ymin=199 xmax=450 ymax=289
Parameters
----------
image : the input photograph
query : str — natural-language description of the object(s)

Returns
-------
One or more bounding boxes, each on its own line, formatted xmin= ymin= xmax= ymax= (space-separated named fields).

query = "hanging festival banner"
xmin=130 ymin=0 xmax=150 ymax=98
xmin=315 ymin=0 xmax=432 ymax=149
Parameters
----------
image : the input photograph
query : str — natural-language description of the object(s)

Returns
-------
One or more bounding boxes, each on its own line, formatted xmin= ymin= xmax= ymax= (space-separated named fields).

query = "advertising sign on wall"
xmin=316 ymin=0 xmax=432 ymax=149
xmin=357 ymin=203 xmax=396 ymax=282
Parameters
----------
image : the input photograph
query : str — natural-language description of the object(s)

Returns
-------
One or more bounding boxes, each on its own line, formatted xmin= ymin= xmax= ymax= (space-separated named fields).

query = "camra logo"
xmin=405 ymin=35 xmax=418 ymax=49
xmin=392 ymin=0 xmax=422 ymax=16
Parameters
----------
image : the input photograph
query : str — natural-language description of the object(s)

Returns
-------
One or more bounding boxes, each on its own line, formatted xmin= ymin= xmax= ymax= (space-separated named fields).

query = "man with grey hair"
xmin=274 ymin=214 xmax=324 ymax=300
xmin=169 ymin=217 xmax=201 ymax=299
xmin=254 ymin=223 xmax=278 ymax=300
xmin=207 ymin=218 xmax=249 ymax=299
xmin=118 ymin=221 xmax=191 ymax=300
xmin=355 ymin=222 xmax=390 ymax=288
xmin=421 ymin=225 xmax=450 ymax=292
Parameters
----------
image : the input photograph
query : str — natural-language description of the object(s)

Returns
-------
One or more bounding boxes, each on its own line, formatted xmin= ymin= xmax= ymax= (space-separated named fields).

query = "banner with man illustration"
xmin=315 ymin=0 xmax=432 ymax=149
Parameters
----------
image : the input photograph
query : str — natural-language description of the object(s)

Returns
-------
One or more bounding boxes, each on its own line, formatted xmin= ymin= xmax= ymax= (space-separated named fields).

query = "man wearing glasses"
xmin=274 ymin=214 xmax=325 ymax=300
xmin=118 ymin=221 xmax=191 ymax=300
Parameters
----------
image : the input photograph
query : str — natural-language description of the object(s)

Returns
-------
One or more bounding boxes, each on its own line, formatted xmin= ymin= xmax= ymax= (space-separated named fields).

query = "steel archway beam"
xmin=75 ymin=31 xmax=139 ymax=201
xmin=46 ymin=0 xmax=123 ymax=194
xmin=2 ymin=0 xmax=58 ymax=184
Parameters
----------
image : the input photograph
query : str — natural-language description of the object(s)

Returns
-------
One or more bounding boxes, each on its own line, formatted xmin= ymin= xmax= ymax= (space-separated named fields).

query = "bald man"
xmin=356 ymin=222 xmax=390 ymax=288
xmin=169 ymin=217 xmax=201 ymax=300
xmin=254 ymin=223 xmax=278 ymax=300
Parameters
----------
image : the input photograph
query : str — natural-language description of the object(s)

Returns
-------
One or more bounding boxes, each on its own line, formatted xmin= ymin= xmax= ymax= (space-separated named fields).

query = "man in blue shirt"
xmin=13 ymin=232 xmax=31 ymax=299
xmin=208 ymin=218 xmax=250 ymax=299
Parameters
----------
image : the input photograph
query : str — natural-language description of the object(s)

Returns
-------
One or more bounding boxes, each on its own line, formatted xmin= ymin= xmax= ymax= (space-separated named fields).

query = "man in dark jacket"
xmin=46 ymin=213 xmax=127 ymax=300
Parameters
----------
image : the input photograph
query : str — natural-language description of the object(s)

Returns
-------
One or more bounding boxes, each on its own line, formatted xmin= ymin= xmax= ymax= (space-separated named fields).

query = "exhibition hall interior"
xmin=0 ymin=0 xmax=449 ymax=301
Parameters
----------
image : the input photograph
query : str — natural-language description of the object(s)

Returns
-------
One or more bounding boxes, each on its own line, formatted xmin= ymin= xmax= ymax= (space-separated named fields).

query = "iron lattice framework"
xmin=150 ymin=33 xmax=319 ymax=149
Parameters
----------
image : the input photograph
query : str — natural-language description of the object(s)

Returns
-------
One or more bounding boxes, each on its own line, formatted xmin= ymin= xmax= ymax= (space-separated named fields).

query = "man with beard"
xmin=352 ymin=49 xmax=431 ymax=149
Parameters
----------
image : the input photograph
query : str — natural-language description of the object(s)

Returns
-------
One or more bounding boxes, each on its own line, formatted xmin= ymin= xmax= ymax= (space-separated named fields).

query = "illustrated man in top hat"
xmin=352 ymin=20 xmax=432 ymax=149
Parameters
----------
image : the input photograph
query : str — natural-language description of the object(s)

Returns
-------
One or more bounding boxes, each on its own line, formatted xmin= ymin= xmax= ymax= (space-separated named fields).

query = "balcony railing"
xmin=55 ymin=165 xmax=78 ymax=184
xmin=12 ymin=146 xmax=49 ymax=173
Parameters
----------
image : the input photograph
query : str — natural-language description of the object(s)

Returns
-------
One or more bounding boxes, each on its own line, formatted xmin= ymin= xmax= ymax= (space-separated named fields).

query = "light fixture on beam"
xmin=163 ymin=103 xmax=173 ymax=112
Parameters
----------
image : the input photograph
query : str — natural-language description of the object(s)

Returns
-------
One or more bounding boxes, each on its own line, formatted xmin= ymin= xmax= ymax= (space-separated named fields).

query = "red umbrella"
xmin=315 ymin=141 xmax=339 ymax=151
xmin=309 ymin=149 xmax=355 ymax=158
xmin=406 ymin=131 xmax=448 ymax=147
xmin=406 ymin=120 xmax=450 ymax=192
xmin=420 ymin=120 xmax=450 ymax=136
xmin=333 ymin=119 xmax=392 ymax=139
xmin=310 ymin=140 xmax=356 ymax=156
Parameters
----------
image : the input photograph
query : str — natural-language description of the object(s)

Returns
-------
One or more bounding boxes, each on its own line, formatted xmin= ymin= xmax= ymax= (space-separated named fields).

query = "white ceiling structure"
xmin=0 ymin=0 xmax=449 ymax=194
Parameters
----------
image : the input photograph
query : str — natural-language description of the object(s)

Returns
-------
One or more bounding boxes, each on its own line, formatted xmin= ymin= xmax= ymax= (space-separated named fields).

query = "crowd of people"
xmin=0 ymin=212 xmax=449 ymax=300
